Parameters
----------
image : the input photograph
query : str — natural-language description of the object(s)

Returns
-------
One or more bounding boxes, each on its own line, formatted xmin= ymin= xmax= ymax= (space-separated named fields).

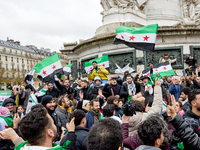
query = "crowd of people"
xmin=0 ymin=54 xmax=200 ymax=150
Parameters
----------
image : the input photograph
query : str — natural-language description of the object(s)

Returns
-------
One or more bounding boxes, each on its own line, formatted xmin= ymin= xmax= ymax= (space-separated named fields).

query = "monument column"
xmin=146 ymin=0 xmax=182 ymax=26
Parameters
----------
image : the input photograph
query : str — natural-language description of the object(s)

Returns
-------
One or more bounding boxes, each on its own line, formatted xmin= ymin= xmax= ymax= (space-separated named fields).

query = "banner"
xmin=0 ymin=91 xmax=11 ymax=104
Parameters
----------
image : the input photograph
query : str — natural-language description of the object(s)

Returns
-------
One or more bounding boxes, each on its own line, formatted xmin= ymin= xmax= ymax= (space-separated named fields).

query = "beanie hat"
xmin=0 ymin=106 xmax=10 ymax=117
xmin=2 ymin=98 xmax=15 ymax=107
xmin=82 ymin=100 xmax=90 ymax=107
xmin=41 ymin=95 xmax=53 ymax=107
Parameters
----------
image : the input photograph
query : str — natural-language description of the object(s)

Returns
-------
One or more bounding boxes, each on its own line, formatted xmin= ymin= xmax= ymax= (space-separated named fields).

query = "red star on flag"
xmin=155 ymin=69 xmax=158 ymax=72
xmin=143 ymin=35 xmax=150 ymax=41
xmin=90 ymin=67 xmax=92 ymax=70
xmin=129 ymin=36 xmax=136 ymax=41
xmin=2 ymin=97 xmax=4 ymax=100
xmin=121 ymin=35 xmax=124 ymax=39
xmin=52 ymin=65 xmax=56 ymax=69
xmin=147 ymin=73 xmax=150 ymax=76
xmin=42 ymin=70 xmax=47 ymax=75
xmin=102 ymin=64 xmax=105 ymax=67
xmin=163 ymin=67 xmax=167 ymax=70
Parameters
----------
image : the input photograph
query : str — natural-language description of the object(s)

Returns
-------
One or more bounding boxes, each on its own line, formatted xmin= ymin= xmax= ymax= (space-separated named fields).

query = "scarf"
xmin=127 ymin=81 xmax=136 ymax=95
xmin=89 ymin=107 xmax=100 ymax=123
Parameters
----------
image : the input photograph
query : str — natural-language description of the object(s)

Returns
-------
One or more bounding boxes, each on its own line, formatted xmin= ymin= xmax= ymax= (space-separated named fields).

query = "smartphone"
xmin=13 ymin=106 xmax=18 ymax=114
xmin=16 ymin=88 xmax=19 ymax=91
xmin=166 ymin=92 xmax=172 ymax=106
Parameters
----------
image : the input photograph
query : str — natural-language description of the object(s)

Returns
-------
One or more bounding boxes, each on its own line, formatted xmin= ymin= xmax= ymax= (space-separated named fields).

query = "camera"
xmin=122 ymin=101 xmax=136 ymax=116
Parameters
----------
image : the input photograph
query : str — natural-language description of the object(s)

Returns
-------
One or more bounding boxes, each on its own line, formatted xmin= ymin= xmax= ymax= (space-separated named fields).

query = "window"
xmin=21 ymin=52 xmax=22 ymax=56
xmin=5 ymin=56 xmax=7 ymax=61
xmin=7 ymin=73 xmax=8 ymax=78
xmin=17 ymin=58 xmax=19 ymax=63
xmin=22 ymin=59 xmax=24 ymax=63
xmin=6 ymin=64 xmax=8 ymax=70
xmin=27 ymin=66 xmax=29 ymax=72
xmin=10 ymin=49 xmax=12 ymax=53
xmin=22 ymin=65 xmax=24 ymax=71
xmin=3 ymin=48 xmax=6 ymax=52
xmin=11 ymin=57 xmax=13 ymax=62
xmin=33 ymin=60 xmax=35 ymax=65
xmin=27 ymin=60 xmax=29 ymax=64
xmin=30 ymin=60 xmax=32 ymax=64
xmin=17 ymin=65 xmax=19 ymax=70
xmin=0 ymin=55 xmax=1 ymax=60
xmin=12 ymin=64 xmax=14 ymax=70
xmin=15 ymin=51 xmax=17 ymax=54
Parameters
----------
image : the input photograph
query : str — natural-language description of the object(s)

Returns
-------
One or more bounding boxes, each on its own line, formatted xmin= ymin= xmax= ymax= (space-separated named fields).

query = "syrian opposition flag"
xmin=63 ymin=64 xmax=72 ymax=76
xmin=0 ymin=116 xmax=13 ymax=130
xmin=84 ymin=55 xmax=109 ymax=73
xmin=26 ymin=94 xmax=38 ymax=114
xmin=36 ymin=88 xmax=48 ymax=97
xmin=142 ymin=62 xmax=175 ymax=77
xmin=113 ymin=24 xmax=158 ymax=52
xmin=24 ymin=69 xmax=35 ymax=84
xmin=33 ymin=53 xmax=63 ymax=82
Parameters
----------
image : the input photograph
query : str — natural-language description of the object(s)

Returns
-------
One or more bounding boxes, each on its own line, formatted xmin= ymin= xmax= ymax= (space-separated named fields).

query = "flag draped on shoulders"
xmin=113 ymin=24 xmax=158 ymax=52
xmin=84 ymin=55 xmax=109 ymax=72
xmin=33 ymin=53 xmax=63 ymax=82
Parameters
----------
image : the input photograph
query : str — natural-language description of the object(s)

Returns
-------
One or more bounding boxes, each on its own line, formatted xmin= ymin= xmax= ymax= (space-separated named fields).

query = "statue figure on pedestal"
xmin=182 ymin=0 xmax=200 ymax=24
xmin=100 ymin=0 xmax=147 ymax=12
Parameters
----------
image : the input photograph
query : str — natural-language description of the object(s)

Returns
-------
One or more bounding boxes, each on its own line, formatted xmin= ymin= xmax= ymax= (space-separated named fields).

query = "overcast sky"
xmin=0 ymin=0 xmax=103 ymax=52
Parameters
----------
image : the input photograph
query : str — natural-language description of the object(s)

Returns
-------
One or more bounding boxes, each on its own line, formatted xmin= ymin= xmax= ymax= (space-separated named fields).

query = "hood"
xmin=135 ymin=145 xmax=161 ymax=150
xmin=94 ymin=76 xmax=101 ymax=82
xmin=184 ymin=108 xmax=200 ymax=120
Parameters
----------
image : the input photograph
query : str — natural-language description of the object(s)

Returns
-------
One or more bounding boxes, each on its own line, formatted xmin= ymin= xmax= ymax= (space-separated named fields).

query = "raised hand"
xmin=79 ymin=91 xmax=84 ymax=101
xmin=155 ymin=78 xmax=161 ymax=86
xmin=166 ymin=95 xmax=177 ymax=119
xmin=98 ymin=89 xmax=103 ymax=96
xmin=137 ymin=68 xmax=142 ymax=75
xmin=66 ymin=117 xmax=75 ymax=132
xmin=0 ymin=128 xmax=19 ymax=142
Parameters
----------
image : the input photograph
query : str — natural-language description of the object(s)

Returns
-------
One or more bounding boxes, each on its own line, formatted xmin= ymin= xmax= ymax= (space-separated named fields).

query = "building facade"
xmin=0 ymin=39 xmax=67 ymax=89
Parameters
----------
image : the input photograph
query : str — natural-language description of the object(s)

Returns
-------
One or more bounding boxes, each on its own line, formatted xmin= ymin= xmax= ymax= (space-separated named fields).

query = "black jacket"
xmin=183 ymin=109 xmax=200 ymax=137
xmin=88 ymin=84 xmax=104 ymax=100
xmin=46 ymin=87 xmax=60 ymax=98
xmin=61 ymin=126 xmax=89 ymax=150
xmin=170 ymin=114 xmax=200 ymax=150
xmin=55 ymin=81 xmax=74 ymax=95
xmin=120 ymin=82 xmax=141 ymax=103
xmin=74 ymin=87 xmax=89 ymax=101
xmin=102 ymin=83 xmax=122 ymax=98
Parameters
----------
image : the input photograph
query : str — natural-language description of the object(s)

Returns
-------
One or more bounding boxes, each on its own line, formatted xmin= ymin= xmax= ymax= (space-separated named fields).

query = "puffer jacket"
xmin=55 ymin=105 xmax=69 ymax=128
xmin=87 ymin=66 xmax=109 ymax=80
xmin=170 ymin=113 xmax=200 ymax=150
xmin=183 ymin=109 xmax=200 ymax=137
xmin=128 ymin=86 xmax=162 ymax=136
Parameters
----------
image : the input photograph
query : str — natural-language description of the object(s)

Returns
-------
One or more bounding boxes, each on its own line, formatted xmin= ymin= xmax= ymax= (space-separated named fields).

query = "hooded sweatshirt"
xmin=135 ymin=145 xmax=161 ymax=150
